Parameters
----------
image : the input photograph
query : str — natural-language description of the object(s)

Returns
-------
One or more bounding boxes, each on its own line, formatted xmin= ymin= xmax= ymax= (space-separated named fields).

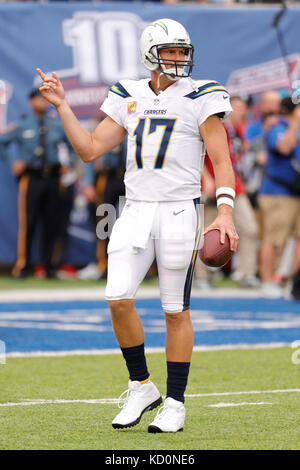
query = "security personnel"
xmin=0 ymin=89 xmax=72 ymax=278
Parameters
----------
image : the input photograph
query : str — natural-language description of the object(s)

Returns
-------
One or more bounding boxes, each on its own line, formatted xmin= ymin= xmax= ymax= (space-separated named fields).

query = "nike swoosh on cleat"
xmin=223 ymin=95 xmax=229 ymax=99
xmin=173 ymin=210 xmax=185 ymax=216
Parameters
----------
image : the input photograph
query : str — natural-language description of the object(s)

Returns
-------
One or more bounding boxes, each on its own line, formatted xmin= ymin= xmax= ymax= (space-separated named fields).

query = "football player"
xmin=37 ymin=18 xmax=239 ymax=433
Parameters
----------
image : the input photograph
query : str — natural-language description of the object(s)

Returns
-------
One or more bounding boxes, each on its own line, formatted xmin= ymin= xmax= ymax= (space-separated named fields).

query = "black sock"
xmin=120 ymin=343 xmax=150 ymax=382
xmin=166 ymin=361 xmax=190 ymax=403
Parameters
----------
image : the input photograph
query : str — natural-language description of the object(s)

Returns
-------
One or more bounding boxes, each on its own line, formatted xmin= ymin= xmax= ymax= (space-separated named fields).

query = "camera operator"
xmin=258 ymin=97 xmax=300 ymax=297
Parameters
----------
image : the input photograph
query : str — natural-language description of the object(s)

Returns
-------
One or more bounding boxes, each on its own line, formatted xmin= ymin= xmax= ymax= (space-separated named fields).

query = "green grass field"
xmin=1 ymin=348 xmax=300 ymax=450
xmin=0 ymin=275 xmax=238 ymax=290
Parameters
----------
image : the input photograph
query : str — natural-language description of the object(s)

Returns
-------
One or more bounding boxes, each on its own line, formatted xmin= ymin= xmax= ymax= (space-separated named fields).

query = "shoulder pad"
xmin=109 ymin=82 xmax=132 ymax=99
xmin=184 ymin=81 xmax=228 ymax=99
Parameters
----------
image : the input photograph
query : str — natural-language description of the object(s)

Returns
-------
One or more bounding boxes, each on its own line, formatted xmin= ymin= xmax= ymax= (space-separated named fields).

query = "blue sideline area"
xmin=1 ymin=297 xmax=300 ymax=353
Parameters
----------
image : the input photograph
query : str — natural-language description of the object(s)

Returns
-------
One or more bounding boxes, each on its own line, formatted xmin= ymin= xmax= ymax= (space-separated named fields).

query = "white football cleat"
xmin=148 ymin=397 xmax=186 ymax=433
xmin=112 ymin=379 xmax=162 ymax=429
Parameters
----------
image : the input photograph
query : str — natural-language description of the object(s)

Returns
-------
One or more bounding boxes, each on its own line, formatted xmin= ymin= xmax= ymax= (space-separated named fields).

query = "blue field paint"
xmin=0 ymin=297 xmax=299 ymax=353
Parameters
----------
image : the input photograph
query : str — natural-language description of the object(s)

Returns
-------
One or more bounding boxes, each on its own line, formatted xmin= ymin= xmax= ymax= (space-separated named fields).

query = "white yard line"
xmin=5 ymin=342 xmax=291 ymax=358
xmin=207 ymin=402 xmax=274 ymax=408
xmin=185 ymin=388 xmax=300 ymax=398
xmin=0 ymin=286 xmax=266 ymax=302
xmin=0 ymin=398 xmax=118 ymax=407
xmin=0 ymin=389 xmax=299 ymax=408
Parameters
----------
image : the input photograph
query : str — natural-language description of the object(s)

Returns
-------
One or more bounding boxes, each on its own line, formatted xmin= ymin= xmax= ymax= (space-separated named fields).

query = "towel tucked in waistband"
xmin=131 ymin=201 xmax=158 ymax=251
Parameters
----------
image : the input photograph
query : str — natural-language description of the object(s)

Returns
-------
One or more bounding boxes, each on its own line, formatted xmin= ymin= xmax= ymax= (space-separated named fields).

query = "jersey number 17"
xmin=133 ymin=117 xmax=177 ymax=170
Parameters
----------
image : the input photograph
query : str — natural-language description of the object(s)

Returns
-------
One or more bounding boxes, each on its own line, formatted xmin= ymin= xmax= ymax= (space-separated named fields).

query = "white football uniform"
xmin=101 ymin=77 xmax=232 ymax=312
xmin=101 ymin=77 xmax=232 ymax=202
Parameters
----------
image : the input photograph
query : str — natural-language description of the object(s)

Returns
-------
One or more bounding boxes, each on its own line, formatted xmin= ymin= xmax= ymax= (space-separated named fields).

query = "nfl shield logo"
xmin=128 ymin=101 xmax=137 ymax=113
xmin=154 ymin=99 xmax=160 ymax=105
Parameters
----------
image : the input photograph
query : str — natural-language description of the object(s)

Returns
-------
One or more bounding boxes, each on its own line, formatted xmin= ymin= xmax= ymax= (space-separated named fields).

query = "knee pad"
xmin=161 ymin=301 xmax=185 ymax=314
xmin=160 ymin=288 xmax=186 ymax=313
xmin=159 ymin=238 xmax=193 ymax=270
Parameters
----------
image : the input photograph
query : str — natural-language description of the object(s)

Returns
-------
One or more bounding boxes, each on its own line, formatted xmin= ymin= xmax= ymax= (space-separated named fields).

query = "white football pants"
xmin=105 ymin=198 xmax=202 ymax=313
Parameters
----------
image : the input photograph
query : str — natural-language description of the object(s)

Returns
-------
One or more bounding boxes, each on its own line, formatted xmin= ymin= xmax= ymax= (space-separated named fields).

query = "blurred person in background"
xmin=244 ymin=90 xmax=281 ymax=210
xmin=77 ymin=115 xmax=126 ymax=281
xmin=0 ymin=89 xmax=72 ymax=279
xmin=291 ymin=264 xmax=300 ymax=301
xmin=247 ymin=91 xmax=282 ymax=143
xmin=195 ymin=96 xmax=260 ymax=288
xmin=258 ymin=96 xmax=300 ymax=297
xmin=53 ymin=141 xmax=78 ymax=280
xmin=76 ymin=116 xmax=108 ymax=281
xmin=224 ymin=96 xmax=260 ymax=287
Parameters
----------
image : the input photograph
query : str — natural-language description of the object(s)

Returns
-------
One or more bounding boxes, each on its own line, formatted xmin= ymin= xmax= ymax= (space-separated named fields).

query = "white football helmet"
xmin=140 ymin=18 xmax=194 ymax=80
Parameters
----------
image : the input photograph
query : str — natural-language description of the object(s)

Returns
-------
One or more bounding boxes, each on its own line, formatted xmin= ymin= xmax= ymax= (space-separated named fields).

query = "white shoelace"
xmin=154 ymin=403 xmax=169 ymax=421
xmin=117 ymin=387 xmax=139 ymax=409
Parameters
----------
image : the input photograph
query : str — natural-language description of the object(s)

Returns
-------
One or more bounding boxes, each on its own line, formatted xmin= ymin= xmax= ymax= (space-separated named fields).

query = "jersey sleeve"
xmin=187 ymin=82 xmax=232 ymax=127
xmin=100 ymin=81 xmax=130 ymax=128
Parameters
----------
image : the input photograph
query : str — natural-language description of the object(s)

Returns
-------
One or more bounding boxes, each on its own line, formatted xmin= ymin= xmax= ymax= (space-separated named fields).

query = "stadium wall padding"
xmin=0 ymin=3 xmax=300 ymax=264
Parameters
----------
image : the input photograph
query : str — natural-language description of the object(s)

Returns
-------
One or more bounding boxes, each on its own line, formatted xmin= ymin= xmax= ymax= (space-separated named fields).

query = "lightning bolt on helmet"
xmin=140 ymin=18 xmax=194 ymax=80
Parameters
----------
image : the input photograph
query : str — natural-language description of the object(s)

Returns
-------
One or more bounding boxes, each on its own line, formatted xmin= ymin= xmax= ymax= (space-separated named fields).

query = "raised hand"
xmin=36 ymin=68 xmax=66 ymax=108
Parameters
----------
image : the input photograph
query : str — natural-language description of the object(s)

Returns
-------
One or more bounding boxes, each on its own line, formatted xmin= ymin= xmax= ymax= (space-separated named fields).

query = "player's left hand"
xmin=204 ymin=212 xmax=239 ymax=252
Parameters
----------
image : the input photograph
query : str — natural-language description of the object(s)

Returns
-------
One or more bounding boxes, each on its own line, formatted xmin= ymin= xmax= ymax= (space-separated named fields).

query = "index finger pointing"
xmin=36 ymin=68 xmax=46 ymax=80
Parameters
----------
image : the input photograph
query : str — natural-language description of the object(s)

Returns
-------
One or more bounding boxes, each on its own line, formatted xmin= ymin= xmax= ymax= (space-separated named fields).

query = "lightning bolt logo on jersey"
xmin=101 ymin=77 xmax=232 ymax=202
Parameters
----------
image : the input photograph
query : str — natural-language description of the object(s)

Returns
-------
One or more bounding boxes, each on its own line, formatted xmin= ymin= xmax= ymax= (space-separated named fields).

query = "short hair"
xmin=281 ymin=96 xmax=297 ymax=115
xmin=28 ymin=88 xmax=42 ymax=100
xmin=230 ymin=95 xmax=247 ymax=106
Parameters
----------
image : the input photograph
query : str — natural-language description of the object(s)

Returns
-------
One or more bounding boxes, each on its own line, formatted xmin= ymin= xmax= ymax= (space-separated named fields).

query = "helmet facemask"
xmin=147 ymin=43 xmax=194 ymax=81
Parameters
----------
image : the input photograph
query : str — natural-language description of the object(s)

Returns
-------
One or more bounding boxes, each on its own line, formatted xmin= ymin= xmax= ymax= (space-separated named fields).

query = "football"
xmin=199 ymin=229 xmax=234 ymax=268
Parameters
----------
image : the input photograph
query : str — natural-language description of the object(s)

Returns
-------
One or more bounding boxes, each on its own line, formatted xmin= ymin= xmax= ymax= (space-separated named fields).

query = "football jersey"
xmin=100 ymin=77 xmax=232 ymax=202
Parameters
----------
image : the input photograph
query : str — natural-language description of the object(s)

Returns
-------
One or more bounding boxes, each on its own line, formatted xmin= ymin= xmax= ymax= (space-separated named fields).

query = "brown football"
xmin=199 ymin=229 xmax=234 ymax=268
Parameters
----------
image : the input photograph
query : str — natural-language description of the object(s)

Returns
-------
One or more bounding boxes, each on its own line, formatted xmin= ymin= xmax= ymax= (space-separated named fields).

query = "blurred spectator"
xmin=53 ymin=141 xmax=78 ymax=279
xmin=225 ymin=96 xmax=260 ymax=287
xmin=0 ymin=89 xmax=72 ymax=279
xmin=195 ymin=96 xmax=260 ymax=288
xmin=77 ymin=116 xmax=126 ymax=280
xmin=258 ymin=97 xmax=300 ymax=297
xmin=291 ymin=265 xmax=300 ymax=301
xmin=243 ymin=91 xmax=281 ymax=209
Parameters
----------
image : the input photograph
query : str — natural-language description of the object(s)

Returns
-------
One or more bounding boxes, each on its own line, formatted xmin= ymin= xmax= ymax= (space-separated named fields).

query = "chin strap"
xmin=156 ymin=70 xmax=180 ymax=94
xmin=188 ymin=76 xmax=198 ymax=91
xmin=156 ymin=72 xmax=165 ymax=95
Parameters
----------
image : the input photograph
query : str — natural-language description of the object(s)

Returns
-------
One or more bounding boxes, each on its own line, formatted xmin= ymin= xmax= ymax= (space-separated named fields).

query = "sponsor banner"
xmin=227 ymin=54 xmax=300 ymax=95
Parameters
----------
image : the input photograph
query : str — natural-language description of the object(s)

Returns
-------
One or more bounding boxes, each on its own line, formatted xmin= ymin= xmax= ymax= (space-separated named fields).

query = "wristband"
xmin=216 ymin=186 xmax=235 ymax=208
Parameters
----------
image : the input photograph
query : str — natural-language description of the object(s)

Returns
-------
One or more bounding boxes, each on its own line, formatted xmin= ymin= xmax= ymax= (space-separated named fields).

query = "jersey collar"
xmin=147 ymin=78 xmax=182 ymax=97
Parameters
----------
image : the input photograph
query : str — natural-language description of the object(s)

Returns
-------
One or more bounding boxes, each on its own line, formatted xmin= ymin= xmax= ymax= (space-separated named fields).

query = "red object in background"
xmin=56 ymin=264 xmax=77 ymax=280
xmin=203 ymin=121 xmax=246 ymax=196
xmin=34 ymin=264 xmax=46 ymax=279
